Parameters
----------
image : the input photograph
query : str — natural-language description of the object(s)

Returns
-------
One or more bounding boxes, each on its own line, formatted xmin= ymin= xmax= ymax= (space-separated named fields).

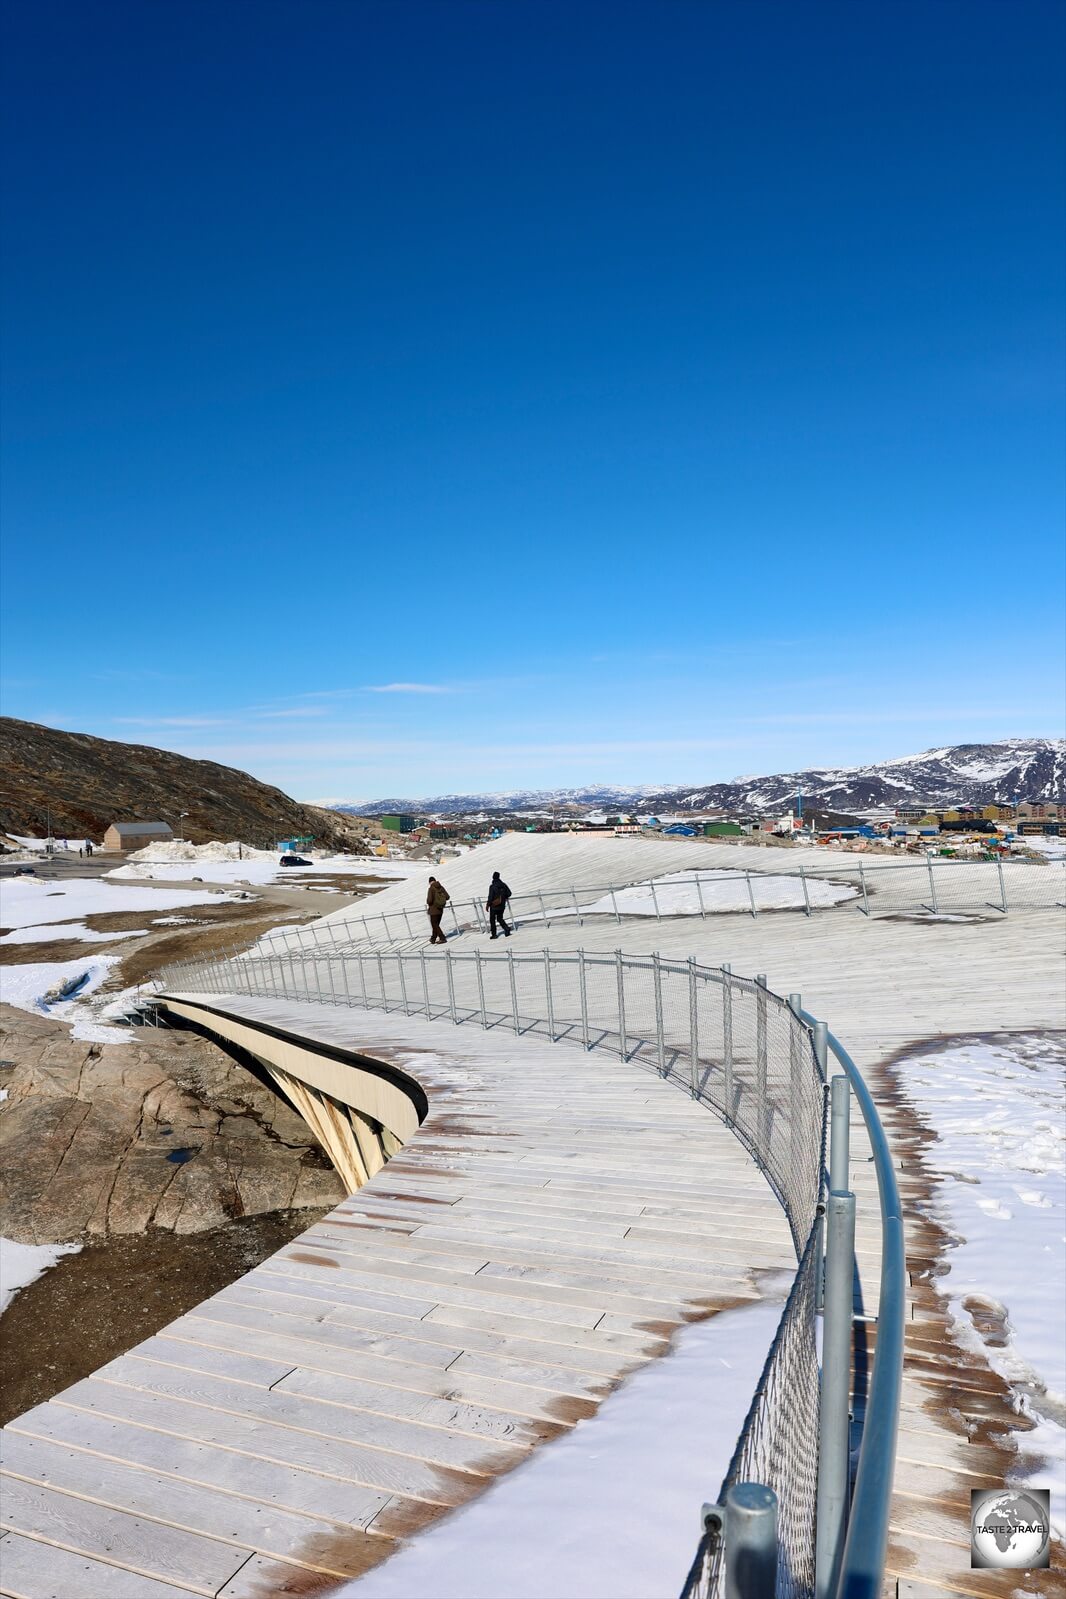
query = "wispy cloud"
xmin=254 ymin=705 xmax=330 ymax=720
xmin=112 ymin=715 xmax=234 ymax=728
xmin=365 ymin=682 xmax=454 ymax=695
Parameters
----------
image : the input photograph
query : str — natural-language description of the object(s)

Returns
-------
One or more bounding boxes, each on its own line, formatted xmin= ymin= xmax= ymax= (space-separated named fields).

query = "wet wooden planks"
xmin=0 ymin=993 xmax=791 ymax=1598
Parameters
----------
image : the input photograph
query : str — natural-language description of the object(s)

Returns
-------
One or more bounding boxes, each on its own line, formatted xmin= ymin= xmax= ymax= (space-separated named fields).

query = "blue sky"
xmin=2 ymin=0 xmax=1063 ymax=800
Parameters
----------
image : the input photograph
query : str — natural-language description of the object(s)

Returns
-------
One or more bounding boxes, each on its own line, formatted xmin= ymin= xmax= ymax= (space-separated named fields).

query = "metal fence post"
xmin=610 ymin=887 xmax=621 ymax=924
xmin=858 ymin=860 xmax=870 ymax=916
xmin=341 ymin=954 xmax=352 ymax=1006
xmin=446 ymin=954 xmax=458 ymax=1023
xmin=704 ymin=1483 xmax=778 ymax=1599
xmin=755 ymin=974 xmax=768 ymax=1153
xmin=695 ymin=874 xmax=706 ymax=918
xmin=688 ymin=958 xmax=699 ymax=1098
xmin=729 ymin=1483 xmax=778 ymax=1599
xmin=475 ymin=948 xmax=487 ymax=1027
xmin=396 ymin=953 xmax=410 ymax=1015
xmin=651 ymin=953 xmax=666 ymax=1074
xmin=813 ymin=1019 xmax=829 ymax=1082
xmin=788 ymin=992 xmax=804 ymax=1176
xmin=746 ymin=871 xmax=758 ymax=918
xmin=799 ymin=864 xmax=811 ymax=917
xmin=578 ymin=949 xmax=589 ymax=1049
xmin=926 ymin=855 xmax=939 ymax=915
xmin=997 ymin=857 xmax=1008 ymax=914
xmin=616 ymin=949 xmax=627 ymax=1060
xmin=544 ymin=949 xmax=555 ymax=1042
xmin=538 ymin=890 xmax=549 ymax=927
xmin=722 ymin=964 xmax=734 ymax=1121
xmin=649 ymin=879 xmax=661 ymax=921
xmin=508 ymin=949 xmax=520 ymax=1035
xmin=356 ymin=949 xmax=367 ymax=1007
xmin=420 ymin=949 xmax=430 ymax=1018
xmin=816 ymin=1188 xmax=857 ymax=1599
xmin=830 ymin=1074 xmax=851 ymax=1191
xmin=375 ymin=950 xmax=386 ymax=1012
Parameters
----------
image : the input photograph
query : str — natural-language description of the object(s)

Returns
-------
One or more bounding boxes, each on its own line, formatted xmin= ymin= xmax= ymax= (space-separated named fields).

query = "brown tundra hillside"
xmin=0 ymin=716 xmax=366 ymax=851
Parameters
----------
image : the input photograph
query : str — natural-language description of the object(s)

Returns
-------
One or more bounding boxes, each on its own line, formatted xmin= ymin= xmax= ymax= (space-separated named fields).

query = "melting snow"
xmin=902 ymin=1036 xmax=1066 ymax=1534
xmin=0 ymin=1238 xmax=82 ymax=1316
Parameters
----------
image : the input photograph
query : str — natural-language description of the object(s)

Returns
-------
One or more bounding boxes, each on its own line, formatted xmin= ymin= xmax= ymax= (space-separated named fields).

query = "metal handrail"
xmin=249 ymin=855 xmax=1064 ymax=960
xmin=804 ymin=1019 xmax=904 ymax=1599
xmin=156 ymin=940 xmax=905 ymax=1595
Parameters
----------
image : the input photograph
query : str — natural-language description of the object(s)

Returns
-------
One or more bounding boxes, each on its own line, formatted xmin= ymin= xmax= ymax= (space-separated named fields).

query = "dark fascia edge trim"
xmin=154 ymin=993 xmax=430 ymax=1125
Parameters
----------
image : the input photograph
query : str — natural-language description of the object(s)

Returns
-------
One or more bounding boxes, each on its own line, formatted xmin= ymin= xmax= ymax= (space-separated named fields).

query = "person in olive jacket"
xmin=487 ymin=871 xmax=512 ymax=938
xmin=426 ymin=877 xmax=450 ymax=944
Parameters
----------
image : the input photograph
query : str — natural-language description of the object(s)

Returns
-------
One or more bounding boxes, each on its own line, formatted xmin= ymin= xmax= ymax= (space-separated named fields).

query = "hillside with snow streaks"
xmin=666 ymin=738 xmax=1065 ymax=814
xmin=325 ymin=739 xmax=1064 ymax=817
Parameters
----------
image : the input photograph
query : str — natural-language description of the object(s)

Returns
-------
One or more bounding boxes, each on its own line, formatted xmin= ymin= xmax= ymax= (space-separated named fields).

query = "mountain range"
xmin=325 ymin=739 xmax=1065 ymax=818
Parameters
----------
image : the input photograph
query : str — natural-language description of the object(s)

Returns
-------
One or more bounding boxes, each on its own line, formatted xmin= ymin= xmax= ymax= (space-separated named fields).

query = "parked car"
xmin=279 ymin=853 xmax=312 ymax=867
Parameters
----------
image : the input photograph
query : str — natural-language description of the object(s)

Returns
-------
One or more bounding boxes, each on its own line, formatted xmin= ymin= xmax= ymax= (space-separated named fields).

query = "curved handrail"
xmin=156 ymin=943 xmax=904 ymax=1595
xmin=802 ymin=1016 xmax=905 ymax=1599
xmin=247 ymin=854 xmax=1061 ymax=961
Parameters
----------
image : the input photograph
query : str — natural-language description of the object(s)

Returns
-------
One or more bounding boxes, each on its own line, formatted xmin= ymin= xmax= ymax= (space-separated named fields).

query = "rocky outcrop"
xmin=0 ymin=1006 xmax=345 ymax=1243
xmin=0 ymin=716 xmax=371 ymax=850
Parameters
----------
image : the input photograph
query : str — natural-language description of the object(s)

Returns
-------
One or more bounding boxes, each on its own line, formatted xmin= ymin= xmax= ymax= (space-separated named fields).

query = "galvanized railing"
xmin=256 ymin=856 xmax=1065 ymax=958
xmin=156 ymin=940 xmax=906 ymax=1598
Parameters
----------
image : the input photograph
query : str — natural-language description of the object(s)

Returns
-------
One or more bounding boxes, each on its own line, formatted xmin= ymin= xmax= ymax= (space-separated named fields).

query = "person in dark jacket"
xmin=487 ymin=871 xmax=512 ymax=938
xmin=426 ymin=877 xmax=450 ymax=944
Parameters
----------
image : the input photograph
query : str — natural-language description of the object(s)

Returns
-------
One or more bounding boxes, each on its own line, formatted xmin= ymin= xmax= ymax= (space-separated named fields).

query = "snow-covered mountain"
xmin=323 ymin=784 xmax=675 ymax=817
xmin=322 ymin=740 xmax=1064 ymax=818
xmin=662 ymin=739 xmax=1066 ymax=815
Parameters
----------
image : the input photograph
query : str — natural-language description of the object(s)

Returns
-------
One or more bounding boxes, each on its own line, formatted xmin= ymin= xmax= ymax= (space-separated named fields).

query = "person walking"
xmin=426 ymin=877 xmax=450 ymax=945
xmin=487 ymin=871 xmax=512 ymax=938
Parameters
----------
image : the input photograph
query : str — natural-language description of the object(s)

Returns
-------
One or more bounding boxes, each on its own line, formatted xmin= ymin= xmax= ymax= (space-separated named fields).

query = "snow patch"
xmin=0 ymin=1237 xmax=82 ymax=1316
xmin=343 ymin=1297 xmax=785 ymax=1599
xmin=902 ymin=1037 xmax=1066 ymax=1533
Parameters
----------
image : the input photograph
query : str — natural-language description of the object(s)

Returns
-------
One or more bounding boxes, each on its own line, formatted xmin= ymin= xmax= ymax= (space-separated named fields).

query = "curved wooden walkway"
xmin=0 ymin=995 xmax=792 ymax=1598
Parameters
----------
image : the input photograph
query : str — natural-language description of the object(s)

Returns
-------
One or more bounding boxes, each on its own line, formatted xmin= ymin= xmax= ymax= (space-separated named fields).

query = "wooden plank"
xmin=52 ymin=1381 xmax=486 ymax=1506
xmin=0 ymin=1532 xmax=196 ymax=1599
xmin=94 ymin=1356 xmax=527 ymax=1474
xmin=151 ymin=1323 xmax=596 ymax=1421
xmin=0 ymin=1475 xmax=248 ymax=1596
xmin=0 ymin=1432 xmax=390 ymax=1579
xmin=7 ymin=1403 xmax=392 ymax=1528
xmin=271 ymin=1366 xmax=566 ymax=1446
xmin=184 ymin=1298 xmax=465 ymax=1375
xmin=238 ymin=1267 xmax=658 ymax=1356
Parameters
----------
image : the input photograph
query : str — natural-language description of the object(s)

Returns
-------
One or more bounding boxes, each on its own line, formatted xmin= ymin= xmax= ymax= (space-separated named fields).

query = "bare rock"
xmin=0 ymin=1004 xmax=344 ymax=1244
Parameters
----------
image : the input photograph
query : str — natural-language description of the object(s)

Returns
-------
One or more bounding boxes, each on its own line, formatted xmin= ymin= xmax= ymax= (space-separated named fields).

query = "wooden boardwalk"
xmin=0 ymin=995 xmax=795 ymax=1598
xmin=1 ymin=841 xmax=1062 ymax=1596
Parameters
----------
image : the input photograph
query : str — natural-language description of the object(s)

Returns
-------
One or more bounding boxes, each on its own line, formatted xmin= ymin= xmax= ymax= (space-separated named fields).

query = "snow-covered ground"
xmin=107 ymin=840 xmax=430 ymax=888
xmin=0 ymin=1238 xmax=82 ymax=1316
xmin=0 ymin=876 xmax=239 ymax=936
xmin=344 ymin=1295 xmax=785 ymax=1599
xmin=902 ymin=1036 xmax=1066 ymax=1534
xmin=522 ymin=867 xmax=857 ymax=919
xmin=0 ymin=956 xmax=120 ymax=1022
xmin=1017 ymin=835 xmax=1066 ymax=861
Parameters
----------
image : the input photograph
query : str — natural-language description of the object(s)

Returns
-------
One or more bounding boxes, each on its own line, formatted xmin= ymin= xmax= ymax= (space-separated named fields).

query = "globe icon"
xmin=971 ymin=1490 xmax=1050 ymax=1569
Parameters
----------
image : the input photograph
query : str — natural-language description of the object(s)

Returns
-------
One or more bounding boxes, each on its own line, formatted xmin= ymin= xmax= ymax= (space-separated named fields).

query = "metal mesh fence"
xmin=157 ymin=942 xmax=829 ymax=1599
xmin=681 ymin=1228 xmax=823 ymax=1599
xmin=245 ymin=857 xmax=1065 ymax=962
